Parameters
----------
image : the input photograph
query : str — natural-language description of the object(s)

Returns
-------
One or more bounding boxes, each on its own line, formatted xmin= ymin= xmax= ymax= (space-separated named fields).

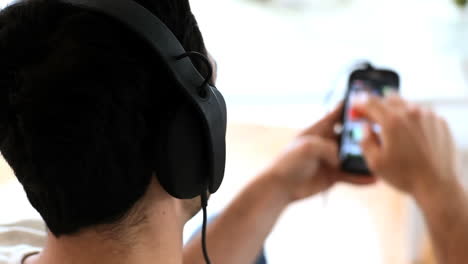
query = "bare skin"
xmin=24 ymin=178 xmax=193 ymax=264
xmin=355 ymin=95 xmax=468 ymax=264
xmin=185 ymin=96 xmax=468 ymax=264
xmin=183 ymin=104 xmax=376 ymax=264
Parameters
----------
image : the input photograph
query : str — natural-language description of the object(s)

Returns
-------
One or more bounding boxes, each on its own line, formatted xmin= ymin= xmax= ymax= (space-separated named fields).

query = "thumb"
xmin=360 ymin=123 xmax=382 ymax=171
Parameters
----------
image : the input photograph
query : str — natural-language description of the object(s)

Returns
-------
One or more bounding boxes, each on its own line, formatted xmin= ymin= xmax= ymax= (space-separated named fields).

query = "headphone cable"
xmin=200 ymin=191 xmax=212 ymax=264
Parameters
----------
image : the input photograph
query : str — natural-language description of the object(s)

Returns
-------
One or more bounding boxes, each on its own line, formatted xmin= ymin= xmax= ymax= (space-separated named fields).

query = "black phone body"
xmin=340 ymin=68 xmax=400 ymax=175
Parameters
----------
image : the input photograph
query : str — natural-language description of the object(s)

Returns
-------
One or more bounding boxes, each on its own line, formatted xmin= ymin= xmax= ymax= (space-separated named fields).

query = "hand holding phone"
xmin=339 ymin=65 xmax=400 ymax=175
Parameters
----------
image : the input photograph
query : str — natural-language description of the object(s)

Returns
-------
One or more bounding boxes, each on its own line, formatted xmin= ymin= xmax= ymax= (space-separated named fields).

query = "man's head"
xmin=0 ymin=0 xmax=212 ymax=237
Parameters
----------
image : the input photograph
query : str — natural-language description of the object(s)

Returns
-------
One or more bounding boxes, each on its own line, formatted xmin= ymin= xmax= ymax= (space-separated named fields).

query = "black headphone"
xmin=58 ymin=0 xmax=227 ymax=200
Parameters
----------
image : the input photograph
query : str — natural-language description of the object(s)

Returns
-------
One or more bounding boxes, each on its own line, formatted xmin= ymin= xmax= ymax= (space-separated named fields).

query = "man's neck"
xmin=26 ymin=182 xmax=186 ymax=264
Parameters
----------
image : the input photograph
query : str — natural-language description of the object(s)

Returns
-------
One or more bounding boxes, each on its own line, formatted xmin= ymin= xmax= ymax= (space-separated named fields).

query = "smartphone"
xmin=339 ymin=67 xmax=400 ymax=175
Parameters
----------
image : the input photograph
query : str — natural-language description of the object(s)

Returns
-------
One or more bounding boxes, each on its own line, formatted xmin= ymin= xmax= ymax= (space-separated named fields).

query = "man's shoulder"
xmin=0 ymin=220 xmax=45 ymax=264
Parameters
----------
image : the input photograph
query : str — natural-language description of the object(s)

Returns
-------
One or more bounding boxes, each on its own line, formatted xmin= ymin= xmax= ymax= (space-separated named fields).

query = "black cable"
xmin=200 ymin=191 xmax=212 ymax=264
xmin=176 ymin=51 xmax=213 ymax=97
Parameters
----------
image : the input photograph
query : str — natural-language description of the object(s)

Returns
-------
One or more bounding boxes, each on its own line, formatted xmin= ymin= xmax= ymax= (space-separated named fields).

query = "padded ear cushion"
xmin=208 ymin=86 xmax=227 ymax=193
xmin=156 ymin=101 xmax=207 ymax=199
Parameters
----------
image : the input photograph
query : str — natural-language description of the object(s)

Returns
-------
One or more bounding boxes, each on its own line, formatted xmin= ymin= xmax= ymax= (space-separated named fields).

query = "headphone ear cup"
xmin=156 ymin=102 xmax=207 ymax=199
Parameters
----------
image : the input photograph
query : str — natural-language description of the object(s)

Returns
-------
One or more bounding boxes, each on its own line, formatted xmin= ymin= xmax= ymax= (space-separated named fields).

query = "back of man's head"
xmin=0 ymin=0 xmax=209 ymax=237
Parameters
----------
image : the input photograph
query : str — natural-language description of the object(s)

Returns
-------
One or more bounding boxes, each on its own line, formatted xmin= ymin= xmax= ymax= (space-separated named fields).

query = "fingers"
xmin=300 ymin=102 xmax=344 ymax=137
xmin=360 ymin=123 xmax=382 ymax=172
xmin=299 ymin=136 xmax=340 ymax=168
xmin=352 ymin=96 xmax=388 ymax=125
xmin=385 ymin=93 xmax=406 ymax=108
xmin=439 ymin=115 xmax=452 ymax=141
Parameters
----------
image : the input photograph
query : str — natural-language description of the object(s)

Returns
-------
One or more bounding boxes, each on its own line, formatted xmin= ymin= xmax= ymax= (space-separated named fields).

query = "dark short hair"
xmin=0 ymin=0 xmax=209 ymax=236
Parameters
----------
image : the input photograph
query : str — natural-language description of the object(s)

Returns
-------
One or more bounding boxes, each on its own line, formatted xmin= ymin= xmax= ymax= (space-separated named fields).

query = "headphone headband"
xmin=60 ymin=0 xmax=204 ymax=98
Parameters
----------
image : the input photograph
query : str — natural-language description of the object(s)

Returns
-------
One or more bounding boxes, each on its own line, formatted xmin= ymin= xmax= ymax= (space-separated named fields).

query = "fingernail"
xmin=333 ymin=123 xmax=343 ymax=135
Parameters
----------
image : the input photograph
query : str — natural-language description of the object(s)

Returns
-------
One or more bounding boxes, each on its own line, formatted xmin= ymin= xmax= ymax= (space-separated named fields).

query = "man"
xmin=0 ymin=1 xmax=217 ymax=263
xmin=0 ymin=1 xmax=466 ymax=264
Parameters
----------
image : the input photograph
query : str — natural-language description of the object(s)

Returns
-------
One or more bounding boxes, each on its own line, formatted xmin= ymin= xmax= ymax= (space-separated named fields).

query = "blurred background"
xmin=1 ymin=0 xmax=468 ymax=263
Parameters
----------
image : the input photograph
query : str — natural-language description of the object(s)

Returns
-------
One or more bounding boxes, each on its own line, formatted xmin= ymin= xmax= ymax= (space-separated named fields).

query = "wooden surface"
xmin=0 ymin=155 xmax=14 ymax=185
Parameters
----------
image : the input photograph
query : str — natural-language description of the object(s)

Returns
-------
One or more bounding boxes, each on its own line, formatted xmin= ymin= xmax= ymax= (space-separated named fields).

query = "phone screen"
xmin=340 ymin=76 xmax=398 ymax=174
